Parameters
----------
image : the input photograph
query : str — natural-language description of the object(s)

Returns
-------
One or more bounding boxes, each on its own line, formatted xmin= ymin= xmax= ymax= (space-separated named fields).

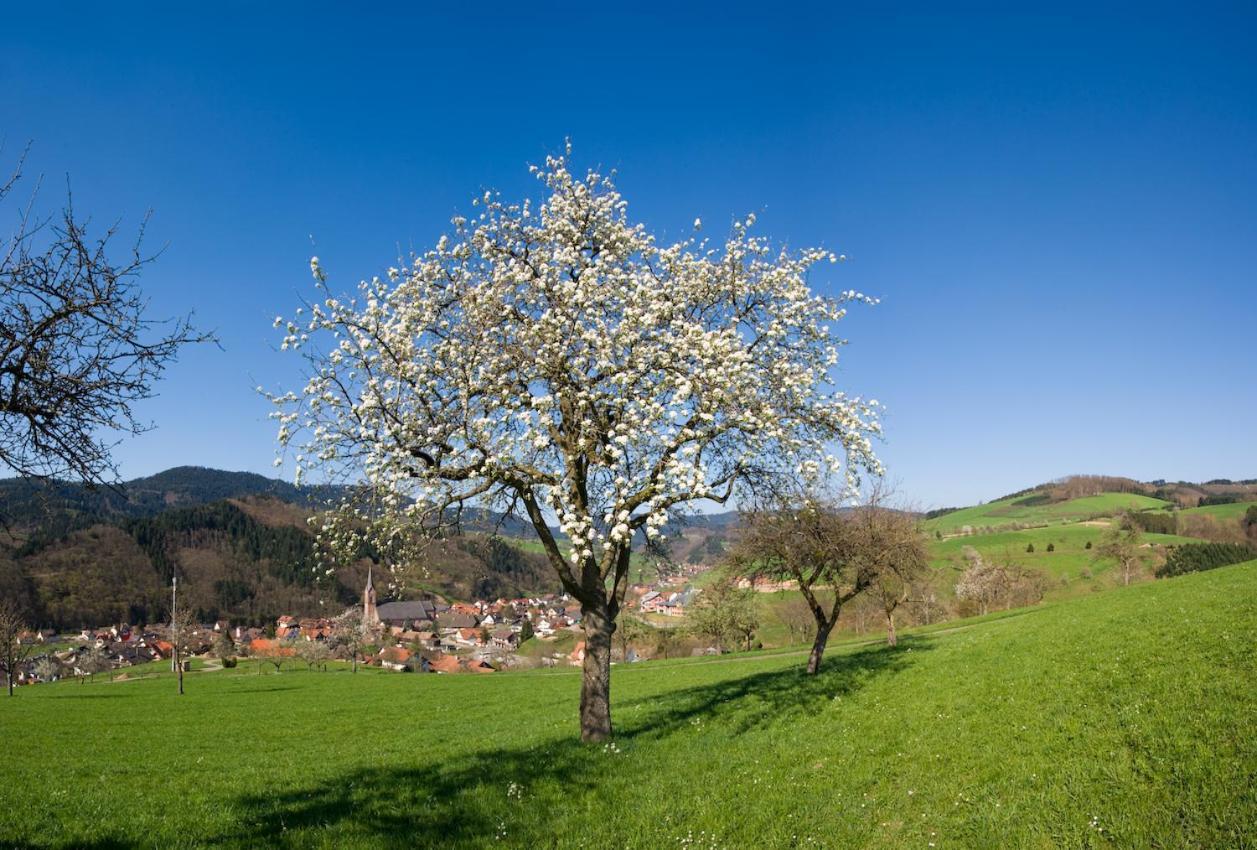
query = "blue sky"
xmin=3 ymin=3 xmax=1254 ymax=508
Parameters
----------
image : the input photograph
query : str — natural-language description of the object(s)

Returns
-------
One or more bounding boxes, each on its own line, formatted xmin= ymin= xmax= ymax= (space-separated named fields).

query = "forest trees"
xmin=268 ymin=148 xmax=881 ymax=741
xmin=0 ymin=149 xmax=210 ymax=490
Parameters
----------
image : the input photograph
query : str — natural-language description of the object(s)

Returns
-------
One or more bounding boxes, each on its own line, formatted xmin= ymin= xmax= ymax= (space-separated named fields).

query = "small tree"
xmin=653 ymin=627 xmax=684 ymax=660
xmin=955 ymin=556 xmax=1007 ymax=617
xmin=906 ymin=572 xmax=949 ymax=626
xmin=730 ymin=491 xmax=906 ymax=674
xmin=332 ymin=608 xmax=369 ymax=674
xmin=32 ymin=656 xmax=61 ymax=683
xmin=1025 ymin=543 xmax=1035 ymax=553
xmin=76 ymin=644 xmax=110 ymax=683
xmin=168 ymin=597 xmax=196 ymax=695
xmin=1095 ymin=522 xmax=1145 ymax=586
xmin=1085 ymin=540 xmax=1093 ymax=550
xmin=686 ymin=578 xmax=759 ymax=653
xmin=775 ymin=595 xmax=815 ymax=644
xmin=294 ymin=640 xmax=332 ymax=672
xmin=1046 ymin=542 xmax=1055 ymax=553
xmin=212 ymin=629 xmax=235 ymax=660
xmin=0 ymin=601 xmax=35 ymax=695
xmin=863 ymin=513 xmax=930 ymax=646
xmin=614 ymin=616 xmax=649 ymax=659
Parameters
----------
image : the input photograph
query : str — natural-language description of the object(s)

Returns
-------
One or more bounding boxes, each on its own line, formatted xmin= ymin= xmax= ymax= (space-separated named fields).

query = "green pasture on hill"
xmin=1177 ymin=500 xmax=1257 ymax=522
xmin=925 ymin=492 xmax=1172 ymax=534
xmin=2 ymin=562 xmax=1254 ymax=848
xmin=928 ymin=523 xmax=1199 ymax=587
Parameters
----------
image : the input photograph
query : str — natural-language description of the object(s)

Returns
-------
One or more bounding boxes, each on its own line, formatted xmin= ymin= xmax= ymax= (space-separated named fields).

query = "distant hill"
xmin=0 ymin=468 xmax=559 ymax=630
xmin=925 ymin=474 xmax=1257 ymax=534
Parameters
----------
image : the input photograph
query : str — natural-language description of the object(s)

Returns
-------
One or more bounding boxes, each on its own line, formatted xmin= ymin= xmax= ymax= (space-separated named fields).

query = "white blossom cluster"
xmin=267 ymin=147 xmax=881 ymax=597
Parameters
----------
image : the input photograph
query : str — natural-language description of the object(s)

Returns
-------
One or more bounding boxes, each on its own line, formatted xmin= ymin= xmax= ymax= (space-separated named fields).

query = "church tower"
xmin=363 ymin=566 xmax=379 ymax=626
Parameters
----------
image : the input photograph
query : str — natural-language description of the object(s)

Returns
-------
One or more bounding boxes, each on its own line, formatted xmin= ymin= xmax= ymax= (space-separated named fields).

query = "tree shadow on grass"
xmin=619 ymin=637 xmax=931 ymax=740
xmin=213 ymin=640 xmax=926 ymax=848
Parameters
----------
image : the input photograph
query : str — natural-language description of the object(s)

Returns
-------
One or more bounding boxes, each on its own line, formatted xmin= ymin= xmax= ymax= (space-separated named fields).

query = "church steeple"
xmin=363 ymin=565 xmax=379 ymax=626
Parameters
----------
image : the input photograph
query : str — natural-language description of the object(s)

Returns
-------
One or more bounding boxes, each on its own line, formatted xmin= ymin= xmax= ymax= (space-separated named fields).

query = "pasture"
xmin=1 ymin=562 xmax=1253 ymax=848
xmin=925 ymin=492 xmax=1171 ymax=534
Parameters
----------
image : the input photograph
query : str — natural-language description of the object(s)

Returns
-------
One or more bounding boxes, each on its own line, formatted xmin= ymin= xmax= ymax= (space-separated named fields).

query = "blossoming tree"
xmin=269 ymin=149 xmax=881 ymax=741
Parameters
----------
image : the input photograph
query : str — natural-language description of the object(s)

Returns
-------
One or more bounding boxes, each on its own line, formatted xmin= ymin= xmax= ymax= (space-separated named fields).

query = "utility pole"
xmin=171 ymin=575 xmax=178 ymax=673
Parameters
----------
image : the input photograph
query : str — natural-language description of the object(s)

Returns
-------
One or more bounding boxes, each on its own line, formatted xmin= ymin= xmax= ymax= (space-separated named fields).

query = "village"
xmin=7 ymin=564 xmax=717 ymax=686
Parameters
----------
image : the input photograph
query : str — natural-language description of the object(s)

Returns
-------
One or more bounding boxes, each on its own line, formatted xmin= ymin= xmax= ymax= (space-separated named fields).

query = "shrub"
xmin=1156 ymin=543 xmax=1255 ymax=578
xmin=1025 ymin=543 xmax=1035 ymax=553
xmin=1046 ymin=543 xmax=1055 ymax=552
xmin=1085 ymin=541 xmax=1093 ymax=550
xmin=221 ymin=657 xmax=238 ymax=669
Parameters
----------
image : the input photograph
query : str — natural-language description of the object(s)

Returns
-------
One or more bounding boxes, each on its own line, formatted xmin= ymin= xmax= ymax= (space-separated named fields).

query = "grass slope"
xmin=929 ymin=524 xmax=1199 ymax=585
xmin=926 ymin=492 xmax=1171 ymax=533
xmin=2 ymin=564 xmax=1254 ymax=848
xmin=1177 ymin=500 xmax=1257 ymax=522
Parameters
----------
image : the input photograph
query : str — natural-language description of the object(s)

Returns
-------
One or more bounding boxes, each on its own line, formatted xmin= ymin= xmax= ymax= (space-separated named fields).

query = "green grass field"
xmin=925 ymin=492 xmax=1171 ymax=534
xmin=1177 ymin=500 xmax=1257 ymax=522
xmin=2 ymin=562 xmax=1254 ymax=848
xmin=928 ymin=523 xmax=1199 ymax=585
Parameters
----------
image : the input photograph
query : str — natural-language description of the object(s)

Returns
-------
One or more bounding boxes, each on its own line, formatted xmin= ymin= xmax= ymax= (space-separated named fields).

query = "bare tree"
xmin=906 ymin=571 xmax=949 ymax=626
xmin=775 ymin=594 xmax=815 ymax=644
xmin=863 ymin=514 xmax=930 ymax=646
xmin=730 ymin=492 xmax=910 ymax=674
xmin=1095 ymin=522 xmax=1145 ymax=587
xmin=0 ymin=599 xmax=35 ymax=695
xmin=0 ymin=149 xmax=211 ymax=490
xmin=294 ymin=639 xmax=332 ymax=672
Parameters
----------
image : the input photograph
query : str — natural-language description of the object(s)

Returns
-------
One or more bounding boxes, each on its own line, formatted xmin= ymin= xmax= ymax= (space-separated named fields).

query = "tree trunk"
xmin=176 ymin=650 xmax=184 ymax=695
xmin=886 ymin=611 xmax=898 ymax=647
xmin=579 ymin=606 xmax=615 ymax=742
xmin=6 ymin=674 xmax=12 ymax=697
xmin=806 ymin=619 xmax=834 ymax=675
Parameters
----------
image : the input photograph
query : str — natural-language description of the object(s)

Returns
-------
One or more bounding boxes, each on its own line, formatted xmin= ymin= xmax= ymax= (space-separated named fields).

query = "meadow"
xmin=1 ymin=562 xmax=1253 ymax=848
xmin=1177 ymin=500 xmax=1257 ymax=522
xmin=924 ymin=493 xmax=1171 ymax=534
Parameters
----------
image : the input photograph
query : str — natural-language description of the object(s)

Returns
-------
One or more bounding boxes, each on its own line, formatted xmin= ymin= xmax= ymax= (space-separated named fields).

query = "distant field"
xmin=926 ymin=492 xmax=1171 ymax=533
xmin=928 ymin=523 xmax=1199 ymax=586
xmin=1178 ymin=500 xmax=1257 ymax=522
xmin=2 ymin=562 xmax=1253 ymax=848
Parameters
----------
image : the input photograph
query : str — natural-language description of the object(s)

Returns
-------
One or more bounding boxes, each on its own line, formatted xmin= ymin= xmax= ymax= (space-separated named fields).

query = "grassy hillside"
xmin=1178 ymin=500 xmax=1257 ymax=522
xmin=928 ymin=523 xmax=1199 ymax=583
xmin=926 ymin=492 xmax=1171 ymax=533
xmin=2 ymin=563 xmax=1254 ymax=848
